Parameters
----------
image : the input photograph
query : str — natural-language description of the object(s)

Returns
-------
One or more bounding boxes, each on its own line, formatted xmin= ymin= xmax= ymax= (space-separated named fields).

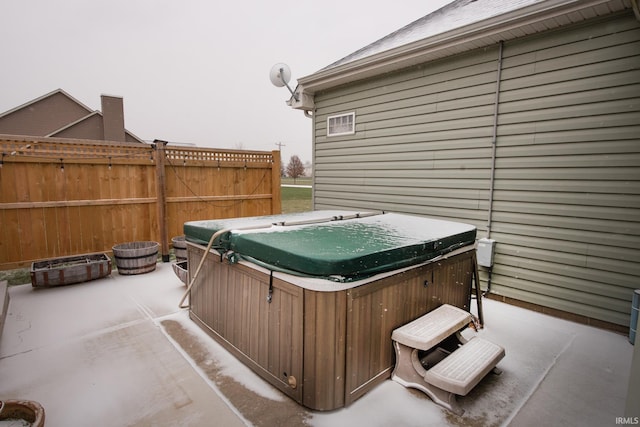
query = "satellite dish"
xmin=270 ymin=62 xmax=299 ymax=102
xmin=270 ymin=63 xmax=291 ymax=88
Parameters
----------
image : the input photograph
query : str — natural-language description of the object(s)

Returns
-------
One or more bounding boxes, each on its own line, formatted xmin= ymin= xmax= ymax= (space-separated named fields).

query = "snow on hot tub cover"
xmin=183 ymin=211 xmax=476 ymax=282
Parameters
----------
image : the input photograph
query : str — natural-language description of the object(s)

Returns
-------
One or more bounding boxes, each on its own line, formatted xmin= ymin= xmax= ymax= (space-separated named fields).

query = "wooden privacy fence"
xmin=0 ymin=135 xmax=281 ymax=270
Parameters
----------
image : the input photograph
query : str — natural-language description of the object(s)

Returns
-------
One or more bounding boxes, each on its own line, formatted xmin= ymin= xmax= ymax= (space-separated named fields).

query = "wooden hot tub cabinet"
xmin=187 ymin=242 xmax=475 ymax=411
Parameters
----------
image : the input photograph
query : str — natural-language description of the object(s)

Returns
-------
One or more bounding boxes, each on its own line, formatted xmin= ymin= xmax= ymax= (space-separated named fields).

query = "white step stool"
xmin=391 ymin=304 xmax=505 ymax=415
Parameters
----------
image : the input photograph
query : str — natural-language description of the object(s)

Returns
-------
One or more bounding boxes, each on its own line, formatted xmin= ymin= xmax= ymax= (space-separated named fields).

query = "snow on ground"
xmin=161 ymin=310 xmax=286 ymax=403
xmin=0 ymin=263 xmax=633 ymax=426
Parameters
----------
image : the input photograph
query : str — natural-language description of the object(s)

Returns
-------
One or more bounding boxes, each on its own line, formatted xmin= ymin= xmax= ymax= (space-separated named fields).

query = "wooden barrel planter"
xmin=172 ymin=260 xmax=188 ymax=285
xmin=0 ymin=399 xmax=45 ymax=427
xmin=171 ymin=235 xmax=187 ymax=260
xmin=112 ymin=241 xmax=159 ymax=275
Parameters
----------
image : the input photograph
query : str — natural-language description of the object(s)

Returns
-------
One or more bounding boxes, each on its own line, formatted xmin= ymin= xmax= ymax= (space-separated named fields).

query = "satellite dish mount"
xmin=270 ymin=63 xmax=298 ymax=102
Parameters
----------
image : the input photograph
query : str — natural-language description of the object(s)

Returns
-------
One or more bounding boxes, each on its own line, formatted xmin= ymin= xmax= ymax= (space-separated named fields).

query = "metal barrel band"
xmin=114 ymin=251 xmax=158 ymax=260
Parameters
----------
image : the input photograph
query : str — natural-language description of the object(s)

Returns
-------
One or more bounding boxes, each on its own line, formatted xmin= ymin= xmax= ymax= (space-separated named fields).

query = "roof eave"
xmin=294 ymin=0 xmax=626 ymax=103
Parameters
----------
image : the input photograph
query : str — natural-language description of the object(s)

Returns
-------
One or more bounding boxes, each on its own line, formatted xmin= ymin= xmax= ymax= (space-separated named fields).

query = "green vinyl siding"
xmin=488 ymin=13 xmax=640 ymax=326
xmin=312 ymin=11 xmax=640 ymax=327
xmin=314 ymin=45 xmax=499 ymax=227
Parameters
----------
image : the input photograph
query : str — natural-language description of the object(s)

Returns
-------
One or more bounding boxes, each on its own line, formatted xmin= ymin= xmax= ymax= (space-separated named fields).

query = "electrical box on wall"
xmin=477 ymin=238 xmax=496 ymax=267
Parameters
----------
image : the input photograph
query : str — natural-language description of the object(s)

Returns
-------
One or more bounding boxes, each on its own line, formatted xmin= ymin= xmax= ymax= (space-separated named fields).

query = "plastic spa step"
xmin=391 ymin=304 xmax=472 ymax=351
xmin=424 ymin=336 xmax=505 ymax=396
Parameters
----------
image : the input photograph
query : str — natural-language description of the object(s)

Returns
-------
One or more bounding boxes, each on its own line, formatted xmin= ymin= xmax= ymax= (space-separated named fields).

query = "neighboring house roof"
xmin=291 ymin=0 xmax=633 ymax=107
xmin=0 ymin=88 xmax=145 ymax=143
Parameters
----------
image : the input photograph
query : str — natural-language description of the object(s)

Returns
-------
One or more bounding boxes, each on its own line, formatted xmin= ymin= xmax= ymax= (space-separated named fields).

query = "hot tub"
xmin=184 ymin=211 xmax=478 ymax=410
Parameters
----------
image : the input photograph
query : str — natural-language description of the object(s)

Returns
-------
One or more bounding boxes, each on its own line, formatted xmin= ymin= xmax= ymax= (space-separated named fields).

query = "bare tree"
xmin=286 ymin=155 xmax=305 ymax=183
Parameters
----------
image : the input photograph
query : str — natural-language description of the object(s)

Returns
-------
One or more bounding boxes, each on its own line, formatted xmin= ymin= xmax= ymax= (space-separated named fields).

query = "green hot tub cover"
xmin=184 ymin=211 xmax=476 ymax=282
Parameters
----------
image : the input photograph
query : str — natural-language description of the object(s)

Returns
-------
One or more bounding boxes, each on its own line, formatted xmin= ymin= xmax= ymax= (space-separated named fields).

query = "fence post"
xmin=154 ymin=139 xmax=170 ymax=262
xmin=271 ymin=150 xmax=282 ymax=214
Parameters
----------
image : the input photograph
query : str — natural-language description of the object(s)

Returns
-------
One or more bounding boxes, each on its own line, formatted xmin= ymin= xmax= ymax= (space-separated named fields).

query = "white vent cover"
xmin=327 ymin=112 xmax=355 ymax=137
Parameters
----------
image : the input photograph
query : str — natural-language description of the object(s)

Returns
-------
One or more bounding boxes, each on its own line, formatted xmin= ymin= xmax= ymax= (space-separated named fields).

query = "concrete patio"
xmin=0 ymin=263 xmax=634 ymax=426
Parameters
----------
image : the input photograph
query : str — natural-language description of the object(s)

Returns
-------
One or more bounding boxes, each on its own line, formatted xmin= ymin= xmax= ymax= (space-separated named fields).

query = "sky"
xmin=0 ymin=0 xmax=453 ymax=164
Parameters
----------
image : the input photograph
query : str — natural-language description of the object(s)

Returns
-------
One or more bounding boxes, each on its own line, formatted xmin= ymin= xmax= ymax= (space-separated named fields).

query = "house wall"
xmin=0 ymin=92 xmax=90 ymax=136
xmin=312 ymin=12 xmax=640 ymax=328
xmin=52 ymin=114 xmax=104 ymax=140
xmin=125 ymin=133 xmax=141 ymax=143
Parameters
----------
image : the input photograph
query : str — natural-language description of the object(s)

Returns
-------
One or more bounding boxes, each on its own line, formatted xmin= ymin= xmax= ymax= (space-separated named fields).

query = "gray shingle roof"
xmin=322 ymin=0 xmax=545 ymax=70
xmin=290 ymin=0 xmax=630 ymax=105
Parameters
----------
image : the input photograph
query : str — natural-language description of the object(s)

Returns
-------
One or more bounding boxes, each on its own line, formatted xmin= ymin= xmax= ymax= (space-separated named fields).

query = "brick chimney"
xmin=101 ymin=94 xmax=126 ymax=142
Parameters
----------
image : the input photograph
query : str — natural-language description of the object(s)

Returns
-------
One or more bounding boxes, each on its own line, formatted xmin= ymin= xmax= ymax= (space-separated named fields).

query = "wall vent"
xmin=327 ymin=112 xmax=355 ymax=137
